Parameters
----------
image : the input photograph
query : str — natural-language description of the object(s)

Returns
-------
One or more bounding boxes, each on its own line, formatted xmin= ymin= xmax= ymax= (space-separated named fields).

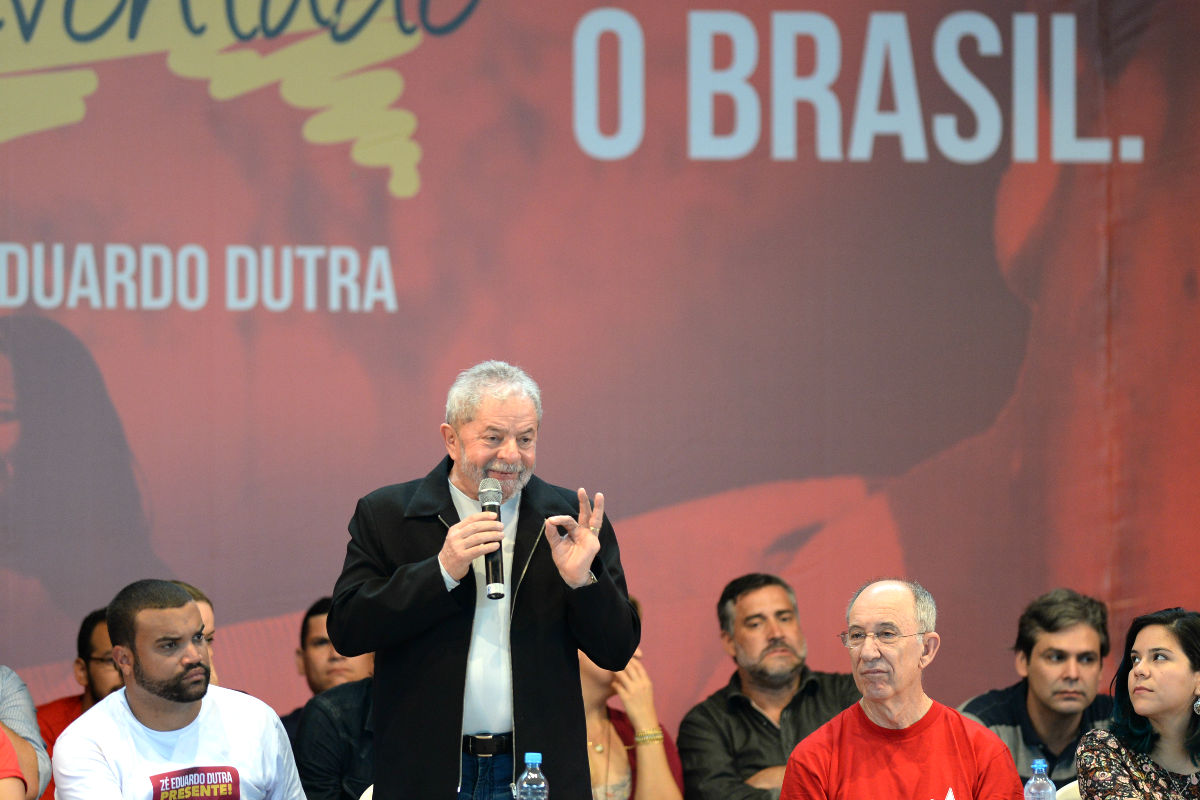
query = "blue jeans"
xmin=458 ymin=752 xmax=514 ymax=800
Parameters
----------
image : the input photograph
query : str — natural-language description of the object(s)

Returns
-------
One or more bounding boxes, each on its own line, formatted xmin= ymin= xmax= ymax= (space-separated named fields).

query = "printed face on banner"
xmin=442 ymin=394 xmax=538 ymax=501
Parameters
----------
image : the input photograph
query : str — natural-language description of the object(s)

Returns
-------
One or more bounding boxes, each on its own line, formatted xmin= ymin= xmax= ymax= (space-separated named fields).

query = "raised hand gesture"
xmin=544 ymin=488 xmax=604 ymax=588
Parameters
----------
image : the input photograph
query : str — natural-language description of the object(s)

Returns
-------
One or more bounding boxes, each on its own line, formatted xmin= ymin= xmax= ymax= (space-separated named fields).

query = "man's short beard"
xmin=739 ymin=639 xmax=806 ymax=691
xmin=133 ymin=655 xmax=210 ymax=703
xmin=458 ymin=452 xmax=533 ymax=501
xmin=744 ymin=660 xmax=805 ymax=691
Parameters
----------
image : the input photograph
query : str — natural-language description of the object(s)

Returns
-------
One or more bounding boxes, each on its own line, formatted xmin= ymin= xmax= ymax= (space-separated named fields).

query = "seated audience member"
xmin=1077 ymin=607 xmax=1200 ymax=800
xmin=52 ymin=579 xmax=303 ymax=800
xmin=580 ymin=597 xmax=683 ymax=800
xmin=280 ymin=597 xmax=374 ymax=745
xmin=171 ymin=580 xmax=220 ymax=684
xmin=678 ymin=574 xmax=858 ymax=800
xmin=0 ymin=666 xmax=50 ymax=800
xmin=36 ymin=607 xmax=125 ymax=800
xmin=781 ymin=579 xmax=1023 ymax=800
xmin=2 ymin=732 xmax=26 ymax=800
xmin=959 ymin=588 xmax=1112 ymax=787
xmin=293 ymin=677 xmax=374 ymax=800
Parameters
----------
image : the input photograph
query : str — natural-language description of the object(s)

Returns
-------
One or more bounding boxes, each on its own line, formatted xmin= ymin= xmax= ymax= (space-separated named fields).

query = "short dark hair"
xmin=300 ymin=597 xmax=333 ymax=648
xmin=107 ymin=579 xmax=193 ymax=649
xmin=717 ymin=574 xmax=796 ymax=635
xmin=1013 ymin=587 xmax=1110 ymax=659
xmin=171 ymin=580 xmax=213 ymax=609
xmin=1110 ymin=608 xmax=1200 ymax=762
xmin=76 ymin=607 xmax=109 ymax=661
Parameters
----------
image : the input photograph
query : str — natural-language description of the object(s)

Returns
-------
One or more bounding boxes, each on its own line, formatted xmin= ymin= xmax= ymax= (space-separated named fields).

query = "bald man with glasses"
xmin=780 ymin=579 xmax=1023 ymax=800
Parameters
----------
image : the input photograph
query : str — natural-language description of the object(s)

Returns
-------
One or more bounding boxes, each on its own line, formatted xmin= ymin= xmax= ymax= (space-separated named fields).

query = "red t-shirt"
xmin=35 ymin=694 xmax=85 ymax=800
xmin=1 ymin=731 xmax=25 ymax=787
xmin=781 ymin=700 xmax=1023 ymax=800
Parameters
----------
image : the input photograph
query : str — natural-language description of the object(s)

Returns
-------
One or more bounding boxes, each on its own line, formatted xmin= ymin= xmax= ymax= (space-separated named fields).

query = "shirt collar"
xmin=727 ymin=664 xmax=815 ymax=707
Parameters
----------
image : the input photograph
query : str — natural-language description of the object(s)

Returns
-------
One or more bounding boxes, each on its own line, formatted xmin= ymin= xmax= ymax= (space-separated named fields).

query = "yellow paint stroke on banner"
xmin=0 ymin=1 xmax=423 ymax=197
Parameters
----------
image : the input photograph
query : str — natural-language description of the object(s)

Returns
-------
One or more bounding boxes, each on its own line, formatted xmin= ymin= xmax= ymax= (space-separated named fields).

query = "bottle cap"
xmin=1031 ymin=758 xmax=1047 ymax=772
xmin=525 ymin=752 xmax=542 ymax=764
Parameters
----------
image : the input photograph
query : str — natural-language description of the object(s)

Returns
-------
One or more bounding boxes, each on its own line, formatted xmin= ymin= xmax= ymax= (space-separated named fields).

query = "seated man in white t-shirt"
xmin=53 ymin=579 xmax=303 ymax=800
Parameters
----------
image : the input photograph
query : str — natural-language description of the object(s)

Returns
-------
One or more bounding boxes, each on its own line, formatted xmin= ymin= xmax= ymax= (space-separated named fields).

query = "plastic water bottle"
xmin=1024 ymin=758 xmax=1055 ymax=800
xmin=515 ymin=752 xmax=548 ymax=800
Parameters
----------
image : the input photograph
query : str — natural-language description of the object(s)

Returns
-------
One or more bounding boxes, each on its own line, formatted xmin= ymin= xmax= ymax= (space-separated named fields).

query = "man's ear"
xmin=72 ymin=657 xmax=88 ymax=689
xmin=918 ymin=631 xmax=941 ymax=669
xmin=111 ymin=644 xmax=135 ymax=681
xmin=720 ymin=630 xmax=736 ymax=659
xmin=440 ymin=423 xmax=458 ymax=460
xmin=295 ymin=648 xmax=306 ymax=677
xmin=1015 ymin=650 xmax=1030 ymax=679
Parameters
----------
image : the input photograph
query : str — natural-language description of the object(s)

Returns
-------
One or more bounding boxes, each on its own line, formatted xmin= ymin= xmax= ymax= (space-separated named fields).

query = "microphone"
xmin=478 ymin=477 xmax=504 ymax=599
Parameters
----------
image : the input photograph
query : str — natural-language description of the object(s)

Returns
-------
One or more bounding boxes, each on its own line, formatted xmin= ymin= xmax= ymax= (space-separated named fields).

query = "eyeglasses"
xmin=86 ymin=656 xmax=118 ymax=670
xmin=838 ymin=630 xmax=926 ymax=649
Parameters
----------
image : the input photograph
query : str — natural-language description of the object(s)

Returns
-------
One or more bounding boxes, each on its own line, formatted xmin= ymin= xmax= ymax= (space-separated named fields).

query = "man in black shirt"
xmin=279 ymin=597 xmax=374 ymax=747
xmin=293 ymin=677 xmax=374 ymax=800
xmin=677 ymin=574 xmax=859 ymax=800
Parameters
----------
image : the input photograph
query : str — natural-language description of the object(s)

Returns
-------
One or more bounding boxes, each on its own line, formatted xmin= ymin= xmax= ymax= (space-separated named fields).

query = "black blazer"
xmin=328 ymin=456 xmax=640 ymax=799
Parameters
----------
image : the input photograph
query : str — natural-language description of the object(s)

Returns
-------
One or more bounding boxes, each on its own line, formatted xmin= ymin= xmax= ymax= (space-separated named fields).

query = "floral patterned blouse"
xmin=1078 ymin=729 xmax=1200 ymax=799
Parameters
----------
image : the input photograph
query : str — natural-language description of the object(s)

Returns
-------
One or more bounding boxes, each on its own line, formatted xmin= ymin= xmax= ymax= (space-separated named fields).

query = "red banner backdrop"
xmin=2 ymin=0 xmax=1197 ymax=733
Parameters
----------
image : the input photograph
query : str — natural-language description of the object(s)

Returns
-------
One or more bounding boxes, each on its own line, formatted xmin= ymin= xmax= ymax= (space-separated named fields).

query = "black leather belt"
xmin=462 ymin=733 xmax=512 ymax=757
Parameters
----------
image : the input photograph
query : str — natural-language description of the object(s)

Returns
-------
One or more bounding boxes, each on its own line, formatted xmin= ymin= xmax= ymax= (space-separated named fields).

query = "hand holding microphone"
xmin=436 ymin=483 xmax=504 ymax=583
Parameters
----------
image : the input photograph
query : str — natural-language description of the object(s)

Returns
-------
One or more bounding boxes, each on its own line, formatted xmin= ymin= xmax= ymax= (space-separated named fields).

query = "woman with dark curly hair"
xmin=1077 ymin=608 xmax=1200 ymax=799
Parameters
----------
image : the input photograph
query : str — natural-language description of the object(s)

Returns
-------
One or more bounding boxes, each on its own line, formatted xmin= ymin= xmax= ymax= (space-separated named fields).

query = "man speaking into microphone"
xmin=328 ymin=360 xmax=640 ymax=800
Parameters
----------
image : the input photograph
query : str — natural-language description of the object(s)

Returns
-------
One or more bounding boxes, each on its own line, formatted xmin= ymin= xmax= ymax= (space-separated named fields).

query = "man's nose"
xmin=497 ymin=437 xmax=519 ymax=461
xmin=858 ymin=633 xmax=883 ymax=659
xmin=1063 ymin=658 xmax=1081 ymax=680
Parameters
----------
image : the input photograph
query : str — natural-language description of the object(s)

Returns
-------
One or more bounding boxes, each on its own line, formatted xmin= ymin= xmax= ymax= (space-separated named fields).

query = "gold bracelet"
xmin=633 ymin=727 xmax=664 ymax=745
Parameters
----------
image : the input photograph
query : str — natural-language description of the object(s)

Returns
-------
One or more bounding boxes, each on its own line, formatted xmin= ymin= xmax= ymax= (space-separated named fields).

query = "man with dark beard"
xmin=677 ymin=574 xmax=858 ymax=800
xmin=52 ymin=580 xmax=303 ymax=800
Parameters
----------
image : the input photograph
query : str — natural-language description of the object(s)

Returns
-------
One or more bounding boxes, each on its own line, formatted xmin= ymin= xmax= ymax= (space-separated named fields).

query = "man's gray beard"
xmin=744 ymin=660 xmax=804 ymax=691
xmin=458 ymin=455 xmax=533 ymax=501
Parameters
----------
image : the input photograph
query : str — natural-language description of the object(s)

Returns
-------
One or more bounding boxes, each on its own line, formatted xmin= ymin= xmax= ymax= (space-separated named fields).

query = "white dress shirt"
xmin=444 ymin=480 xmax=520 ymax=734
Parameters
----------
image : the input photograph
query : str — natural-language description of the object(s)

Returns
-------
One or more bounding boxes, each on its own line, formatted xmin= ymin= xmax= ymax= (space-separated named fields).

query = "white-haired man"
xmin=329 ymin=360 xmax=640 ymax=800
xmin=781 ymin=579 xmax=1022 ymax=800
